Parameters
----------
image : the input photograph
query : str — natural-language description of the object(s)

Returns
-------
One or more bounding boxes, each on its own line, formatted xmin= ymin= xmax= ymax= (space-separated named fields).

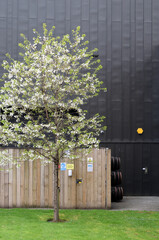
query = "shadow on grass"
xmin=47 ymin=218 xmax=67 ymax=223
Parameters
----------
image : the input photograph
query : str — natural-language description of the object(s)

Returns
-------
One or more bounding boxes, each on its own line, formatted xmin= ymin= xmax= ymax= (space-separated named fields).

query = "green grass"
xmin=0 ymin=209 xmax=159 ymax=240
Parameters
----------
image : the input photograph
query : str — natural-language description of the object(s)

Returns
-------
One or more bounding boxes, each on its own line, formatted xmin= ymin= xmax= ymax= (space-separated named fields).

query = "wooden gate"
xmin=0 ymin=148 xmax=111 ymax=209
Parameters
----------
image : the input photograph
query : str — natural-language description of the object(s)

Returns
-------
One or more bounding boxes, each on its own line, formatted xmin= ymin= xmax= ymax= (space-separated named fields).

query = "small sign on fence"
xmin=87 ymin=157 xmax=93 ymax=163
xmin=61 ymin=162 xmax=66 ymax=171
xmin=67 ymin=164 xmax=74 ymax=170
xmin=87 ymin=163 xmax=93 ymax=172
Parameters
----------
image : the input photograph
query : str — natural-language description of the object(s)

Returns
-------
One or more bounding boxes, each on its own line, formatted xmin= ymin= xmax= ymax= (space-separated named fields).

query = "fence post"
xmin=105 ymin=148 xmax=111 ymax=209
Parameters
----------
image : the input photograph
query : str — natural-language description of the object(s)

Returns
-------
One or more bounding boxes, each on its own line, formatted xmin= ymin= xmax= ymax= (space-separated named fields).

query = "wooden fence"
xmin=0 ymin=148 xmax=111 ymax=209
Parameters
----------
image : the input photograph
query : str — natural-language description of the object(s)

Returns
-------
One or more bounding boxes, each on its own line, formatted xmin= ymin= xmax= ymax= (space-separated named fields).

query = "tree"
xmin=0 ymin=24 xmax=106 ymax=222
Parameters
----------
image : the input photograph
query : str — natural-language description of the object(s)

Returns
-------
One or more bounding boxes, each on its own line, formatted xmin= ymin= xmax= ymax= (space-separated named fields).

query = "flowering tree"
xmin=0 ymin=24 xmax=106 ymax=222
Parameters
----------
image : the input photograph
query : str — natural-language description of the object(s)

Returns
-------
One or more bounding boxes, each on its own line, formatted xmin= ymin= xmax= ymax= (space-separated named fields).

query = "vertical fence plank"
xmin=71 ymin=159 xmax=77 ymax=208
xmin=4 ymin=159 xmax=9 ymax=208
xmin=8 ymin=149 xmax=13 ymax=208
xmin=44 ymin=164 xmax=49 ymax=207
xmin=63 ymin=163 xmax=68 ymax=208
xmin=40 ymin=163 xmax=45 ymax=207
xmin=90 ymin=150 xmax=94 ymax=207
xmin=12 ymin=163 xmax=17 ymax=207
xmin=17 ymin=150 xmax=21 ymax=207
xmin=29 ymin=160 xmax=33 ymax=207
xmin=67 ymin=169 xmax=71 ymax=208
xmin=48 ymin=162 xmax=53 ymax=207
xmin=93 ymin=149 xmax=98 ymax=208
xmin=24 ymin=160 xmax=29 ymax=206
xmin=37 ymin=159 xmax=41 ymax=207
xmin=76 ymin=157 xmax=83 ymax=208
xmin=97 ymin=149 xmax=102 ymax=208
xmin=52 ymin=162 xmax=54 ymax=208
xmin=32 ymin=159 xmax=37 ymax=207
xmin=13 ymin=149 xmax=17 ymax=207
xmin=58 ymin=167 xmax=60 ymax=208
xmin=20 ymin=159 xmax=25 ymax=206
xmin=0 ymin=165 xmax=4 ymax=207
xmin=81 ymin=154 xmax=87 ymax=208
xmin=101 ymin=149 xmax=106 ymax=208
xmin=59 ymin=165 xmax=63 ymax=208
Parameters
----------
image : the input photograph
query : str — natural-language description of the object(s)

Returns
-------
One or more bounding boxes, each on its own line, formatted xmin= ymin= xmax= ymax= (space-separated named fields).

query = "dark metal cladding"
xmin=0 ymin=0 xmax=158 ymax=195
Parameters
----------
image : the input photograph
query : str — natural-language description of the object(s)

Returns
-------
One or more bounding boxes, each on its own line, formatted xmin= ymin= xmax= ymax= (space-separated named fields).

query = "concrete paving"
xmin=111 ymin=196 xmax=159 ymax=211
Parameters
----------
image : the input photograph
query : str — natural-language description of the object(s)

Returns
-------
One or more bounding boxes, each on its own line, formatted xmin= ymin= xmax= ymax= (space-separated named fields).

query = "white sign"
xmin=87 ymin=157 xmax=93 ymax=163
xmin=87 ymin=163 xmax=93 ymax=172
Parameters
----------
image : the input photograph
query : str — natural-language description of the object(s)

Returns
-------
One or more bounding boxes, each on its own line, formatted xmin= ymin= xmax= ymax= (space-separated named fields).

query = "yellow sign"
xmin=66 ymin=164 xmax=74 ymax=170
xmin=137 ymin=128 xmax=143 ymax=134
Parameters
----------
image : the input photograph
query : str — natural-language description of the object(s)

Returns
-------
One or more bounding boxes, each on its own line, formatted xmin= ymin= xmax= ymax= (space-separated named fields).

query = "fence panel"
xmin=0 ymin=148 xmax=111 ymax=208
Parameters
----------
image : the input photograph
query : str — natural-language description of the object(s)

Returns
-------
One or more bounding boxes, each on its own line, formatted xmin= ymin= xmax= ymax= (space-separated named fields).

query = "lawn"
xmin=0 ymin=209 xmax=159 ymax=240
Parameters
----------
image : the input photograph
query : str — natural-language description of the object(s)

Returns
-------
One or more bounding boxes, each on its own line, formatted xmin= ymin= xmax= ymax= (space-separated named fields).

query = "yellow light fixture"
xmin=137 ymin=128 xmax=143 ymax=134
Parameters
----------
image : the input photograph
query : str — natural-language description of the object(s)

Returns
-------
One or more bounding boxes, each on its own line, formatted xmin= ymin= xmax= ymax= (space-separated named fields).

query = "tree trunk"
xmin=53 ymin=160 xmax=59 ymax=222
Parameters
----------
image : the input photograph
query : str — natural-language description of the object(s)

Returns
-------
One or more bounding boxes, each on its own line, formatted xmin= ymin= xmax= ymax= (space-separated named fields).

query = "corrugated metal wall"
xmin=0 ymin=0 xmax=159 ymax=195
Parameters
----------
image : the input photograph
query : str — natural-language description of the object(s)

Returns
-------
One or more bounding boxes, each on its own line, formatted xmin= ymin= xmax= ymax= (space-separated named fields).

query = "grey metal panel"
xmin=98 ymin=19 xmax=106 ymax=125
xmin=152 ymin=0 xmax=159 ymax=52
xmin=0 ymin=0 xmax=7 ymax=18
xmin=82 ymin=0 xmax=89 ymax=21
xmin=112 ymin=101 xmax=122 ymax=141
xmin=122 ymin=0 xmax=130 ymax=62
xmin=65 ymin=19 xmax=71 ymax=34
xmin=7 ymin=0 xmax=13 ymax=18
xmin=122 ymin=0 xmax=131 ymax=140
xmin=98 ymin=19 xmax=107 ymax=101
xmin=46 ymin=0 xmax=55 ymax=19
xmin=135 ymin=61 xmax=144 ymax=133
xmin=142 ymin=144 xmax=151 ymax=195
xmin=46 ymin=19 xmax=55 ymax=33
xmin=144 ymin=23 xmax=152 ymax=59
xmin=18 ymin=0 xmax=29 ymax=18
xmin=144 ymin=102 xmax=152 ymax=140
xmin=37 ymin=0 xmax=47 ymax=30
xmin=90 ymin=0 xmax=98 ymax=49
xmin=12 ymin=0 xmax=18 ymax=18
xmin=81 ymin=19 xmax=89 ymax=39
xmin=133 ymin=144 xmax=143 ymax=195
xmin=17 ymin=17 xmax=29 ymax=43
xmin=151 ymin=144 xmax=159 ymax=195
xmin=122 ymin=61 xmax=131 ymax=140
xmin=70 ymin=0 xmax=81 ymax=29
xmin=28 ymin=18 xmax=38 ymax=41
xmin=89 ymin=0 xmax=98 ymax=116
xmin=55 ymin=0 xmax=66 ymax=35
xmin=0 ymin=18 xmax=7 ymax=56
xmin=112 ymin=0 xmax=121 ymax=22
xmin=66 ymin=0 xmax=71 ymax=21
xmin=111 ymin=20 xmax=122 ymax=101
xmin=105 ymin=0 xmax=112 ymax=141
xmin=6 ymin=17 xmax=13 ymax=56
xmin=0 ymin=17 xmax=7 ymax=87
xmin=29 ymin=0 xmax=38 ymax=19
xmin=111 ymin=12 xmax=122 ymax=140
xmin=136 ymin=0 xmax=144 ymax=62
xmin=144 ymin=0 xmax=152 ymax=22
xmin=152 ymin=60 xmax=159 ymax=141
xmin=99 ymin=0 xmax=106 ymax=21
